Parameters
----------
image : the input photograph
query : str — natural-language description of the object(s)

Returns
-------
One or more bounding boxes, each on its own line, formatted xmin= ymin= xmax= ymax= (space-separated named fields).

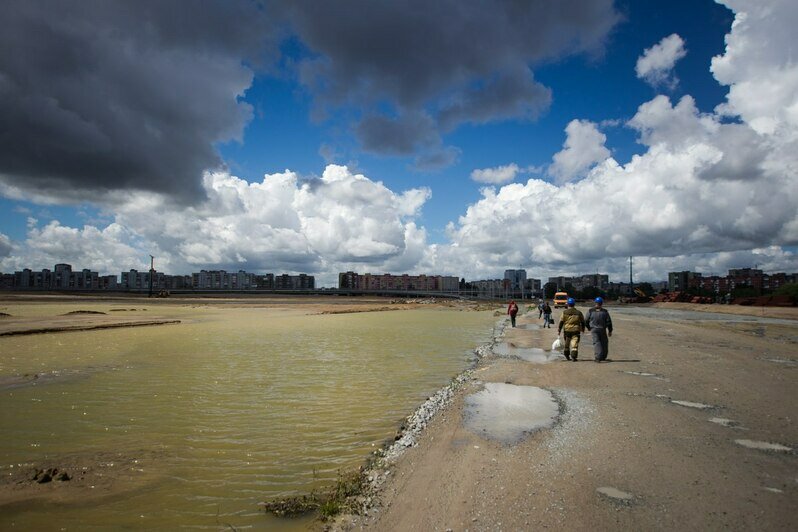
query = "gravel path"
xmin=336 ymin=305 xmax=798 ymax=530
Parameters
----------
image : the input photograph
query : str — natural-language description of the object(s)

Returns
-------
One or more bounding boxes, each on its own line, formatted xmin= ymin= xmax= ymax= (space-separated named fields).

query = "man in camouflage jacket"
xmin=557 ymin=298 xmax=585 ymax=361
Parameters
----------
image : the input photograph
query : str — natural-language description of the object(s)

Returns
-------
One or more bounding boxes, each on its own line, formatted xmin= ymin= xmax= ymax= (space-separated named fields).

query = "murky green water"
xmin=0 ymin=303 xmax=494 ymax=529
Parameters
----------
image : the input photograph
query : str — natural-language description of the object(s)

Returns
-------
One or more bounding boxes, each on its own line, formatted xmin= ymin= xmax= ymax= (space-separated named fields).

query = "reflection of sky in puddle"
xmin=463 ymin=383 xmax=559 ymax=444
xmin=493 ymin=343 xmax=560 ymax=363
xmin=610 ymin=306 xmax=798 ymax=326
xmin=515 ymin=323 xmax=541 ymax=330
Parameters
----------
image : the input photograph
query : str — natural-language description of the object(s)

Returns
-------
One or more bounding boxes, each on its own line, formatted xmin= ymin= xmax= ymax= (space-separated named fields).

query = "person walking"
xmin=507 ymin=300 xmax=519 ymax=328
xmin=557 ymin=298 xmax=585 ymax=361
xmin=542 ymin=301 xmax=552 ymax=328
xmin=586 ymin=297 xmax=613 ymax=362
xmin=538 ymin=300 xmax=545 ymax=319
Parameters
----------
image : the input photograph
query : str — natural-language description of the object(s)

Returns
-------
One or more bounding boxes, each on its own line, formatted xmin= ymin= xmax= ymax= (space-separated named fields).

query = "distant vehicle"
xmin=553 ymin=292 xmax=569 ymax=308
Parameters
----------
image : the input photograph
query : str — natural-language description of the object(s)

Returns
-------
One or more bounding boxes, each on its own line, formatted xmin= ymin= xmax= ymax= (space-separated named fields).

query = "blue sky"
xmin=0 ymin=0 xmax=796 ymax=285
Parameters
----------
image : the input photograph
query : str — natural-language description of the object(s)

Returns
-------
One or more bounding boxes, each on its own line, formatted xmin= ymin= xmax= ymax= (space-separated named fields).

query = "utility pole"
xmin=629 ymin=256 xmax=634 ymax=294
xmin=149 ymin=255 xmax=154 ymax=297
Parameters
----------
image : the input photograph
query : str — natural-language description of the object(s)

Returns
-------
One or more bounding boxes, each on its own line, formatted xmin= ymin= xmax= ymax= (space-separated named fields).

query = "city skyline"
xmin=5 ymin=262 xmax=796 ymax=293
xmin=0 ymin=1 xmax=796 ymax=287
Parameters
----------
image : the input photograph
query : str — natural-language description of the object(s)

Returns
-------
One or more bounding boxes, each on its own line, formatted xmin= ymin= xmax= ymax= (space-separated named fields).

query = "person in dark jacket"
xmin=542 ymin=301 xmax=552 ymax=328
xmin=507 ymin=300 xmax=519 ymax=327
xmin=586 ymin=297 xmax=613 ymax=362
xmin=557 ymin=298 xmax=585 ymax=361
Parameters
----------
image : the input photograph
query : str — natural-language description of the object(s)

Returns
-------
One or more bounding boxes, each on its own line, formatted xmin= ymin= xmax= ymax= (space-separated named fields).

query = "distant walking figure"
xmin=542 ymin=301 xmax=552 ymax=328
xmin=557 ymin=298 xmax=585 ymax=361
xmin=587 ymin=297 xmax=613 ymax=362
xmin=508 ymin=300 xmax=519 ymax=328
xmin=538 ymin=300 xmax=545 ymax=319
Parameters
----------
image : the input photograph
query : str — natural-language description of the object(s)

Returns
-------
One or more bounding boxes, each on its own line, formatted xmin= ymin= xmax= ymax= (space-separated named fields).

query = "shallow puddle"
xmin=492 ymin=343 xmax=560 ymax=363
xmin=463 ymin=383 xmax=559 ymax=444
xmin=735 ymin=439 xmax=792 ymax=452
xmin=623 ymin=371 xmax=667 ymax=380
xmin=708 ymin=417 xmax=742 ymax=428
xmin=671 ymin=399 xmax=714 ymax=409
xmin=761 ymin=357 xmax=797 ymax=366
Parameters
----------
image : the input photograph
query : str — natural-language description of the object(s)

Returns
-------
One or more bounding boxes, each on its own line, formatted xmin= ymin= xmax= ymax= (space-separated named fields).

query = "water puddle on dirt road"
xmin=492 ymin=343 xmax=560 ymax=363
xmin=735 ymin=439 xmax=792 ymax=452
xmin=709 ymin=417 xmax=743 ymax=428
xmin=596 ymin=486 xmax=634 ymax=501
xmin=670 ymin=399 xmax=715 ymax=409
xmin=463 ymin=383 xmax=559 ymax=444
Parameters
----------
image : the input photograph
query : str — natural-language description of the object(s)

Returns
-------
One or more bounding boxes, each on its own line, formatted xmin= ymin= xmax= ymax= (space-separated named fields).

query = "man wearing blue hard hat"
xmin=557 ymin=297 xmax=585 ymax=361
xmin=586 ymin=297 xmax=613 ymax=362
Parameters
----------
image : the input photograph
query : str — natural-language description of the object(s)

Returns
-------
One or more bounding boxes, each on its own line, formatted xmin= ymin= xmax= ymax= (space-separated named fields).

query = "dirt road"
xmin=349 ymin=305 xmax=797 ymax=530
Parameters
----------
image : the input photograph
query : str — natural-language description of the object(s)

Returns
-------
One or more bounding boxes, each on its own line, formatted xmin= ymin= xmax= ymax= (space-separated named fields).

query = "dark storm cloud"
xmin=355 ymin=112 xmax=438 ymax=155
xmin=437 ymin=68 xmax=553 ymax=130
xmin=414 ymin=146 xmax=462 ymax=171
xmin=0 ymin=0 xmax=272 ymax=202
xmin=277 ymin=0 xmax=620 ymax=159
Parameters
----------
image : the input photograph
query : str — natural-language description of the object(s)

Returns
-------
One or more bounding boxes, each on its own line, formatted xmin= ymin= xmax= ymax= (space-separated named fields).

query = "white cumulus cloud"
xmin=636 ymin=33 xmax=687 ymax=88
xmin=549 ymin=120 xmax=611 ymax=184
xmin=470 ymin=163 xmax=521 ymax=184
xmin=1 ymin=165 xmax=433 ymax=286
xmin=436 ymin=0 xmax=798 ymax=281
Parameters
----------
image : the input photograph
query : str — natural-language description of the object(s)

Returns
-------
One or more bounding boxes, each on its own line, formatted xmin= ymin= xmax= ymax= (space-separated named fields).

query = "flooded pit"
xmin=734 ymin=439 xmax=792 ymax=452
xmin=0 ymin=303 xmax=493 ymax=529
xmin=492 ymin=343 xmax=560 ymax=363
xmin=463 ymin=383 xmax=559 ymax=443
xmin=709 ymin=417 xmax=742 ymax=428
xmin=670 ymin=399 xmax=714 ymax=409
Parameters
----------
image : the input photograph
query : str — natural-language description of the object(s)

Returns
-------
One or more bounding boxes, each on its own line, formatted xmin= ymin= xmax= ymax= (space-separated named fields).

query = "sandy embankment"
xmin=338 ymin=304 xmax=797 ymax=530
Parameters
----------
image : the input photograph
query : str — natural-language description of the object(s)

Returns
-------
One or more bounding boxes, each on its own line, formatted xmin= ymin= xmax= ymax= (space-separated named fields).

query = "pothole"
xmin=760 ymin=357 xmax=797 ymax=367
xmin=670 ymin=400 xmax=714 ymax=410
xmin=708 ymin=417 xmax=743 ymax=428
xmin=596 ymin=486 xmax=635 ymax=502
xmin=463 ymin=383 xmax=559 ymax=444
xmin=734 ymin=439 xmax=792 ymax=452
xmin=492 ymin=343 xmax=560 ymax=364
xmin=623 ymin=371 xmax=668 ymax=381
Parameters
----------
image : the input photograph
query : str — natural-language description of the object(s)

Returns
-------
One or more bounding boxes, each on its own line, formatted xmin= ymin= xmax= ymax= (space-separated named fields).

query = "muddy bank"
xmin=0 ymin=318 xmax=181 ymax=336
xmin=0 ymin=449 xmax=165 ymax=507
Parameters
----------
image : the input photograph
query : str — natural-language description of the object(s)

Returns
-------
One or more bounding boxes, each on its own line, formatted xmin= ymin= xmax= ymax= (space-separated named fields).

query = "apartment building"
xmin=338 ymin=271 xmax=458 ymax=292
xmin=668 ymin=268 xmax=797 ymax=295
xmin=548 ymin=274 xmax=609 ymax=291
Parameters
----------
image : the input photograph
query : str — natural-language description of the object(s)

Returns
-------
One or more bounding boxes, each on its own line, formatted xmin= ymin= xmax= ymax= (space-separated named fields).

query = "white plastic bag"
xmin=551 ymin=337 xmax=563 ymax=351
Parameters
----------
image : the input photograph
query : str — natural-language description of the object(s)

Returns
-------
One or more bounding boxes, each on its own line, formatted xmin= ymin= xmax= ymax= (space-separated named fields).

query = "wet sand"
xmin=340 ymin=304 xmax=798 ymax=530
xmin=0 ymin=293 xmax=470 ymax=336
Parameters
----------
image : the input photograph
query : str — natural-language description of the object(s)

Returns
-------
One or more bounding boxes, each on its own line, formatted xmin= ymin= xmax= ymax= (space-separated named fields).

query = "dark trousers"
xmin=510 ymin=313 xmax=517 ymax=327
xmin=591 ymin=328 xmax=609 ymax=360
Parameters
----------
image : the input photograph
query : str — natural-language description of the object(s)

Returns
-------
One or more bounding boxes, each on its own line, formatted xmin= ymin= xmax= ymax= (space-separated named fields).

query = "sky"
xmin=1 ymin=0 xmax=797 ymax=287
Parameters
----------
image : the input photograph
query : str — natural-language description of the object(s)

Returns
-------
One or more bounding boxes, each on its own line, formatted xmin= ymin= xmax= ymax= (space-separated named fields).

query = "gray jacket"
xmin=587 ymin=307 xmax=613 ymax=332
